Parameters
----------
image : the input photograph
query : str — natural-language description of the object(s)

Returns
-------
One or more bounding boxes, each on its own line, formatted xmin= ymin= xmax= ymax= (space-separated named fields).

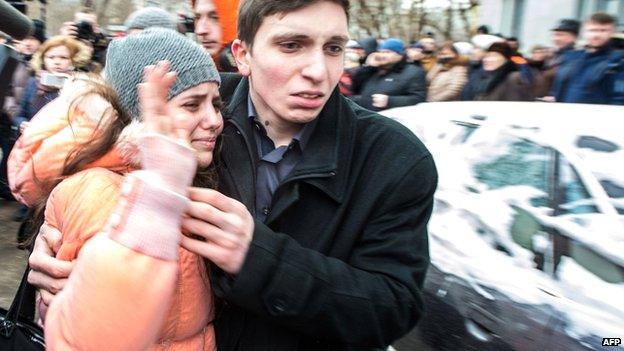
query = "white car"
xmin=384 ymin=102 xmax=624 ymax=351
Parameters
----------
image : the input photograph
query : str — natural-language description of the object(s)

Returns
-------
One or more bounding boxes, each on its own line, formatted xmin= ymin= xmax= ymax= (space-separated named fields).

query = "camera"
xmin=76 ymin=21 xmax=95 ymax=42
xmin=40 ymin=72 xmax=68 ymax=89
xmin=179 ymin=14 xmax=195 ymax=33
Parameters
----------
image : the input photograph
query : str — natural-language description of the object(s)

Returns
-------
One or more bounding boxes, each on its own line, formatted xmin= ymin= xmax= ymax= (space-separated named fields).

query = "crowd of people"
xmin=0 ymin=1 xmax=621 ymax=350
xmin=341 ymin=12 xmax=624 ymax=109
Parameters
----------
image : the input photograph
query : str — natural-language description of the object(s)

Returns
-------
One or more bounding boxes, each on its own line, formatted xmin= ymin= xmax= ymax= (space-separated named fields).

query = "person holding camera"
xmin=14 ymin=36 xmax=90 ymax=134
xmin=59 ymin=7 xmax=109 ymax=69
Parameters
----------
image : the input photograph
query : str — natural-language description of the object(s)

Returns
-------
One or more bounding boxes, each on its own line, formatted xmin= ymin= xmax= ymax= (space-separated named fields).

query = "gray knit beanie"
xmin=104 ymin=28 xmax=220 ymax=120
xmin=125 ymin=7 xmax=176 ymax=32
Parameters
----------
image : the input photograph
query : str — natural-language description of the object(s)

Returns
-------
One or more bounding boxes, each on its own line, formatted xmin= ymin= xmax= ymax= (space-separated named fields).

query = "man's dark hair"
xmin=238 ymin=0 xmax=350 ymax=50
xmin=587 ymin=12 xmax=616 ymax=25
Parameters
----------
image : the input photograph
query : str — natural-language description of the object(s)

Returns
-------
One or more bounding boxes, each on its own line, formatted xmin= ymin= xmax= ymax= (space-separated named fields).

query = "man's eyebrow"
xmin=328 ymin=35 xmax=349 ymax=44
xmin=270 ymin=33 xmax=311 ymax=42
xmin=271 ymin=33 xmax=350 ymax=45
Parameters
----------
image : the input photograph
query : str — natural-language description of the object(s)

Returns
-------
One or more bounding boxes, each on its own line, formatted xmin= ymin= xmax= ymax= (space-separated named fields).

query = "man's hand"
xmin=181 ymin=188 xmax=254 ymax=274
xmin=59 ymin=21 xmax=78 ymax=37
xmin=372 ymin=94 xmax=389 ymax=108
xmin=27 ymin=223 xmax=74 ymax=307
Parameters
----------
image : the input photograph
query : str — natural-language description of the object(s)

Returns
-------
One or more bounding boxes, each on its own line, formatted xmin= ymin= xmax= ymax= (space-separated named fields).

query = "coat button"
xmin=262 ymin=207 xmax=270 ymax=216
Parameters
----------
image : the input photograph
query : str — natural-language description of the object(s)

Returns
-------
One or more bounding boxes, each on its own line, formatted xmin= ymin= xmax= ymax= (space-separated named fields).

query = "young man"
xmin=27 ymin=1 xmax=437 ymax=349
xmin=192 ymin=0 xmax=240 ymax=71
xmin=550 ymin=12 xmax=624 ymax=105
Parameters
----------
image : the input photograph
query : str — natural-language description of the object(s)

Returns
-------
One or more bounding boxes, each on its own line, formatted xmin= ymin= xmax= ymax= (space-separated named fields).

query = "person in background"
xmin=528 ymin=45 xmax=552 ymax=97
xmin=506 ymin=37 xmax=522 ymax=57
xmin=426 ymin=42 xmax=468 ymax=102
xmin=541 ymin=19 xmax=581 ymax=95
xmin=3 ymin=19 xmax=47 ymax=120
xmin=356 ymin=36 xmax=378 ymax=65
xmin=462 ymin=42 xmax=534 ymax=101
xmin=15 ymin=36 xmax=89 ymax=133
xmin=476 ymin=25 xmax=490 ymax=35
xmin=339 ymin=39 xmax=364 ymax=96
xmin=419 ymin=37 xmax=438 ymax=72
xmin=191 ymin=0 xmax=239 ymax=71
xmin=124 ymin=6 xmax=177 ymax=34
xmin=351 ymin=37 xmax=427 ymax=110
xmin=550 ymin=12 xmax=623 ymax=105
xmin=528 ymin=45 xmax=550 ymax=71
xmin=406 ymin=42 xmax=425 ymax=67
xmin=2 ymin=21 xmax=47 ymax=202
xmin=59 ymin=7 xmax=109 ymax=67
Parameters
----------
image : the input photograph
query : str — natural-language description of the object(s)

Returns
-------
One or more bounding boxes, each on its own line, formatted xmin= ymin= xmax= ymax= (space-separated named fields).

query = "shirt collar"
xmin=247 ymin=94 xmax=318 ymax=151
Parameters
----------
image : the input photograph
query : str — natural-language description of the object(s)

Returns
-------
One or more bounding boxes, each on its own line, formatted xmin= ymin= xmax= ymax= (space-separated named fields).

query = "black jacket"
xmin=213 ymin=74 xmax=437 ymax=350
xmin=461 ymin=61 xmax=534 ymax=101
xmin=350 ymin=59 xmax=427 ymax=111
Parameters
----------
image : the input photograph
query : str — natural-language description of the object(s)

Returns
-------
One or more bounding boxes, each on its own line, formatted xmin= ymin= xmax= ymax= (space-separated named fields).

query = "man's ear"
xmin=231 ymin=39 xmax=251 ymax=76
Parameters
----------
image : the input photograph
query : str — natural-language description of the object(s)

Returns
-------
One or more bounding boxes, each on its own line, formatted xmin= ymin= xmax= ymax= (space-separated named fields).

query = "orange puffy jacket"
xmin=8 ymin=76 xmax=215 ymax=350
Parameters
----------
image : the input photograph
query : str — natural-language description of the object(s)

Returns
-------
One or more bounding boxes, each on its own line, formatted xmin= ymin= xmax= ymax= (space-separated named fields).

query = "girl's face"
xmin=168 ymin=82 xmax=224 ymax=168
xmin=44 ymin=45 xmax=73 ymax=73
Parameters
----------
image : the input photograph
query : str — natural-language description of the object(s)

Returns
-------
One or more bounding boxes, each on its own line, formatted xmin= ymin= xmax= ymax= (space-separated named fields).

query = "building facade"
xmin=478 ymin=0 xmax=624 ymax=52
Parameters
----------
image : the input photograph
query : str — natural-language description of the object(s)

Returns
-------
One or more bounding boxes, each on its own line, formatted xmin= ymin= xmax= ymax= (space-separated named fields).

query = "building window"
xmin=511 ymin=0 xmax=526 ymax=37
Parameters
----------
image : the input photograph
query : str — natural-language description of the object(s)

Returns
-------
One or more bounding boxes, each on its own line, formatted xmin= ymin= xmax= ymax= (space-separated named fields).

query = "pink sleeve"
xmin=44 ymin=136 xmax=197 ymax=350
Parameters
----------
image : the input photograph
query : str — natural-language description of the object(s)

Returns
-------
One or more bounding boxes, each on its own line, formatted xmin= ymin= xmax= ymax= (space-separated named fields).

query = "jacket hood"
xmin=8 ymin=74 xmax=143 ymax=205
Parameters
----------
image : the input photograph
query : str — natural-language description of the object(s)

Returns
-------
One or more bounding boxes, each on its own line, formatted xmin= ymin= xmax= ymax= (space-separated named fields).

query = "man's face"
xmin=194 ymin=0 xmax=223 ymax=56
xmin=406 ymin=47 xmax=424 ymax=61
xmin=375 ymin=50 xmax=403 ymax=66
xmin=16 ymin=37 xmax=41 ymax=56
xmin=531 ymin=48 xmax=547 ymax=62
xmin=552 ymin=30 xmax=577 ymax=50
xmin=583 ymin=21 xmax=615 ymax=48
xmin=234 ymin=1 xmax=348 ymax=125
xmin=420 ymin=38 xmax=436 ymax=53
xmin=507 ymin=40 xmax=519 ymax=51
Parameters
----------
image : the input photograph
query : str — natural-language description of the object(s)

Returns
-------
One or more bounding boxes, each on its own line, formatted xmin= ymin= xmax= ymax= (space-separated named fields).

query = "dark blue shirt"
xmin=248 ymin=96 xmax=317 ymax=222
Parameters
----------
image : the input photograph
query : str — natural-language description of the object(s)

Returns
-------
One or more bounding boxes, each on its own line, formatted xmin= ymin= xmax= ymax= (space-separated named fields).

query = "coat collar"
xmin=224 ymin=77 xmax=355 ymax=205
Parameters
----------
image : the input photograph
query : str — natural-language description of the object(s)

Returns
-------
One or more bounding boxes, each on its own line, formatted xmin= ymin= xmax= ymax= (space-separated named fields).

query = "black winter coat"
xmin=213 ymin=75 xmax=437 ymax=351
xmin=350 ymin=59 xmax=427 ymax=111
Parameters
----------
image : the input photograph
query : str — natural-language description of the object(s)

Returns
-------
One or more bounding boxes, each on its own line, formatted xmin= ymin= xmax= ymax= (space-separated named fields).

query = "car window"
xmin=599 ymin=179 xmax=624 ymax=215
xmin=568 ymin=241 xmax=624 ymax=284
xmin=557 ymin=157 xmax=599 ymax=215
xmin=474 ymin=137 xmax=549 ymax=192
